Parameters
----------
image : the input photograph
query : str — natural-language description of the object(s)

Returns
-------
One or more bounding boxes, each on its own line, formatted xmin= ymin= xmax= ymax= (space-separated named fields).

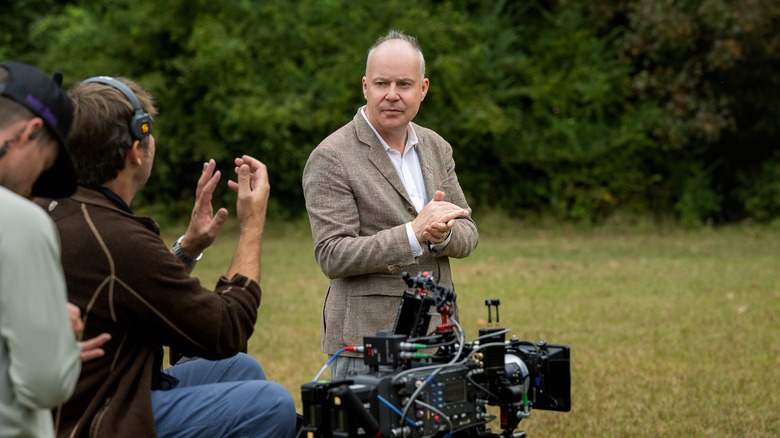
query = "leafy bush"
xmin=4 ymin=0 xmax=778 ymax=225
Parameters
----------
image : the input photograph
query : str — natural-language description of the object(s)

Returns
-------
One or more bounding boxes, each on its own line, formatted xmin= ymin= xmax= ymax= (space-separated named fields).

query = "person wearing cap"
xmin=39 ymin=75 xmax=296 ymax=438
xmin=0 ymin=61 xmax=89 ymax=437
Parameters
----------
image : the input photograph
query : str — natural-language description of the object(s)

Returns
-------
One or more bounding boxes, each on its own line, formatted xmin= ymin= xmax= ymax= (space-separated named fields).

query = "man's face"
xmin=362 ymin=40 xmax=429 ymax=139
xmin=0 ymin=122 xmax=59 ymax=197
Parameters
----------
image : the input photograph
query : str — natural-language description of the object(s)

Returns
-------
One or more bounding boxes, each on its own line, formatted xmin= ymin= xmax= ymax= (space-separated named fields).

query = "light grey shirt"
xmin=0 ymin=187 xmax=80 ymax=437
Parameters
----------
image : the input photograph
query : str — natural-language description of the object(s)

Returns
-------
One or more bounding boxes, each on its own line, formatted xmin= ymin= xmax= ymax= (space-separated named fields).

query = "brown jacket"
xmin=38 ymin=187 xmax=261 ymax=438
xmin=302 ymin=108 xmax=478 ymax=356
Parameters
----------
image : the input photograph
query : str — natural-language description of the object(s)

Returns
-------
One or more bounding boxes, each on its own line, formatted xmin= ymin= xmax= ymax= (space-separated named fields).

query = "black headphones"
xmin=83 ymin=76 xmax=152 ymax=140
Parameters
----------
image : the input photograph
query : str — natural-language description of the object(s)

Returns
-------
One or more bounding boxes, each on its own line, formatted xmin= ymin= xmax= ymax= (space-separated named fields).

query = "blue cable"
xmin=312 ymin=347 xmax=346 ymax=382
xmin=377 ymin=394 xmax=418 ymax=427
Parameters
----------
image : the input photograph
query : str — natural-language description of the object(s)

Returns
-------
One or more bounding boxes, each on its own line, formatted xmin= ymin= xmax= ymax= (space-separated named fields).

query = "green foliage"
xmin=736 ymin=156 xmax=780 ymax=221
xmin=0 ymin=0 xmax=68 ymax=60
xmin=2 ymin=0 xmax=778 ymax=225
xmin=422 ymin=2 xmax=652 ymax=223
xmin=674 ymin=162 xmax=722 ymax=227
xmin=595 ymin=0 xmax=780 ymax=224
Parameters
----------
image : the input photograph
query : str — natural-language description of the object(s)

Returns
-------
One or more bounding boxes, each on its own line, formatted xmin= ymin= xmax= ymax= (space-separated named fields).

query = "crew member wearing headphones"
xmin=38 ymin=76 xmax=296 ymax=438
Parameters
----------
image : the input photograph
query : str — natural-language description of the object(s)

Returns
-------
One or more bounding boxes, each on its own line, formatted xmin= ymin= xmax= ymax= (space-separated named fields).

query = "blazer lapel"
xmin=415 ymin=131 xmax=437 ymax=203
xmin=355 ymin=112 xmax=415 ymax=208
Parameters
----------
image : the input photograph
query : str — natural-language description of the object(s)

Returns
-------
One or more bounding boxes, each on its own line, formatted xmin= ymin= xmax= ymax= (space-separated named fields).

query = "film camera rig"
xmin=300 ymin=272 xmax=571 ymax=438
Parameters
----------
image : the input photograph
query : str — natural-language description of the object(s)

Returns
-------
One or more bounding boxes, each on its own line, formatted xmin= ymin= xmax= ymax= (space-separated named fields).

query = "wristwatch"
xmin=172 ymin=235 xmax=203 ymax=266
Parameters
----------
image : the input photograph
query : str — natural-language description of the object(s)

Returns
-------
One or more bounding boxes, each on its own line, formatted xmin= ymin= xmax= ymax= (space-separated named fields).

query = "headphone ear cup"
xmin=130 ymin=113 xmax=152 ymax=140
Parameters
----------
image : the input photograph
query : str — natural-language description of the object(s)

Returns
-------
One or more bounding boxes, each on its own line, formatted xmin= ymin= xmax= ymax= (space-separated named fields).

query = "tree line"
xmin=3 ymin=0 xmax=779 ymax=225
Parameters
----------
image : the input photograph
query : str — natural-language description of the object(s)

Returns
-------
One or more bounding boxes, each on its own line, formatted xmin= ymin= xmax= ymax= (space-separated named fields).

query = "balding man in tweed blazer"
xmin=302 ymin=30 xmax=479 ymax=380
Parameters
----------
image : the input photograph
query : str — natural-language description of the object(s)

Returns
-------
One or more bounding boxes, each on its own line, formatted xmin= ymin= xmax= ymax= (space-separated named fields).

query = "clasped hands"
xmin=412 ymin=190 xmax=470 ymax=245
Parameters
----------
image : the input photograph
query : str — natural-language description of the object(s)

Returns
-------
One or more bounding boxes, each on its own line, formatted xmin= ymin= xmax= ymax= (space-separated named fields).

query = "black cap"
xmin=0 ymin=61 xmax=78 ymax=198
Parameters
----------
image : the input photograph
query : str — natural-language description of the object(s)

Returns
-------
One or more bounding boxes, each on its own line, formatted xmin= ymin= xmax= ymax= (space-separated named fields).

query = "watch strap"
xmin=173 ymin=235 xmax=203 ymax=266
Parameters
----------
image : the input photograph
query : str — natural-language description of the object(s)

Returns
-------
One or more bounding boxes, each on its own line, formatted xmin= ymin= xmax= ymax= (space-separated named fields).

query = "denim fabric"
xmin=329 ymin=355 xmax=370 ymax=381
xmin=152 ymin=353 xmax=296 ymax=438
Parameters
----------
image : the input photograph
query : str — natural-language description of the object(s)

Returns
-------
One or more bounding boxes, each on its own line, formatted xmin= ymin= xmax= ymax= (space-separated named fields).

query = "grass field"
xmin=164 ymin=216 xmax=780 ymax=437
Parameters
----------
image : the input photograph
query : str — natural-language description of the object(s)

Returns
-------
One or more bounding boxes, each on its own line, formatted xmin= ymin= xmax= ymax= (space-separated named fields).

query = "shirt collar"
xmin=94 ymin=186 xmax=134 ymax=214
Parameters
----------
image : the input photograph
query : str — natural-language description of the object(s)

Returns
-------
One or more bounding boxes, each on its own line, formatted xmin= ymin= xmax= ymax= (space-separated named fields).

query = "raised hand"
xmin=181 ymin=159 xmax=229 ymax=256
xmin=228 ymin=155 xmax=270 ymax=227
xmin=225 ymin=155 xmax=270 ymax=283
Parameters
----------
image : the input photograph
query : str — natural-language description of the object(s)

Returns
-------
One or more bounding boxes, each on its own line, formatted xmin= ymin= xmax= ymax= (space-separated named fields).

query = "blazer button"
xmin=406 ymin=206 xmax=415 ymax=214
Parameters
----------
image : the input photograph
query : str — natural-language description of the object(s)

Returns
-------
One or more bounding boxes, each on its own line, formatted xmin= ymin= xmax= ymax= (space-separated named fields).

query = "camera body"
xmin=300 ymin=272 xmax=571 ymax=438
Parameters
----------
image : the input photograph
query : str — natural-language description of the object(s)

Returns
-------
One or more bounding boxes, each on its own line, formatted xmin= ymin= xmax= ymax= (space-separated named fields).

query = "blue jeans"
xmin=152 ymin=353 xmax=296 ymax=438
xmin=329 ymin=355 xmax=370 ymax=381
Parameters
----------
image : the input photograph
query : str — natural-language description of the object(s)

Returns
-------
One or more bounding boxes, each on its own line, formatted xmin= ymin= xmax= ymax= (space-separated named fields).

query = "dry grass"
xmin=164 ymin=217 xmax=780 ymax=437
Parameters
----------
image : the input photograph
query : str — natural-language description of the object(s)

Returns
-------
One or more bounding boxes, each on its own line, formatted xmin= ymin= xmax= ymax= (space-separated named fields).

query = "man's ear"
xmin=23 ymin=118 xmax=45 ymax=143
xmin=126 ymin=140 xmax=144 ymax=166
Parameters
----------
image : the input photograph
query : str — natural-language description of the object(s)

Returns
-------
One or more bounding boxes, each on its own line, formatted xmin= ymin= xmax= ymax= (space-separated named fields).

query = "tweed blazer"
xmin=302 ymin=108 xmax=478 ymax=356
